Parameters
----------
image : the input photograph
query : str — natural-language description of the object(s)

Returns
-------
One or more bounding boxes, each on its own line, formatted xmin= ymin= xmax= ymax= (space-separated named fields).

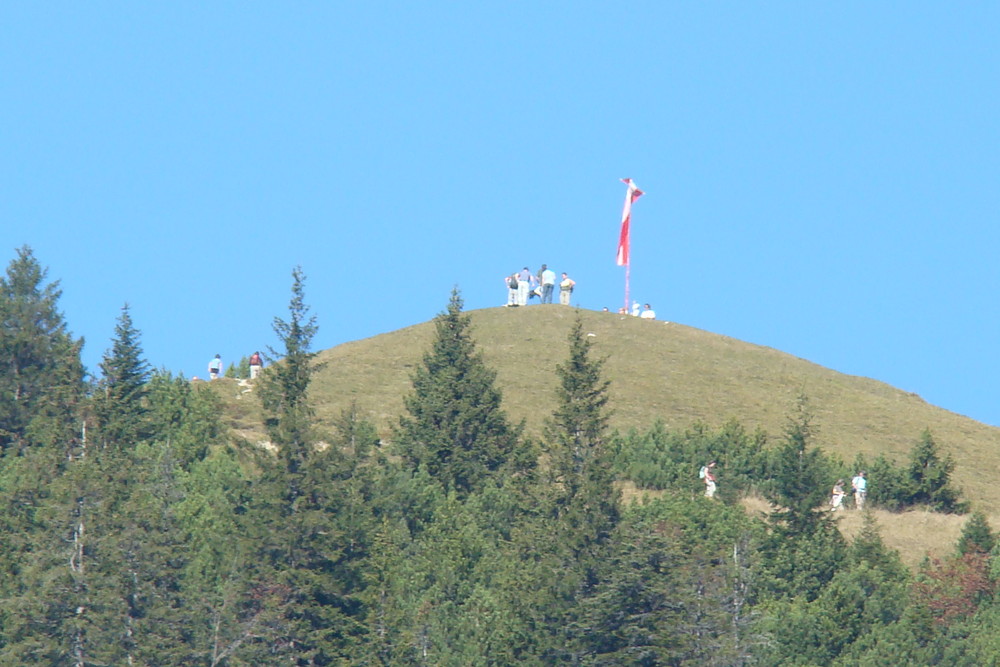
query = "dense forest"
xmin=2 ymin=246 xmax=999 ymax=666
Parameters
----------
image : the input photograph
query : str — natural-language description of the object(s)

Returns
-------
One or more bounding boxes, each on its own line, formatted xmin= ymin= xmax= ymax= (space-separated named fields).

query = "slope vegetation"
xmin=226 ymin=305 xmax=1000 ymax=514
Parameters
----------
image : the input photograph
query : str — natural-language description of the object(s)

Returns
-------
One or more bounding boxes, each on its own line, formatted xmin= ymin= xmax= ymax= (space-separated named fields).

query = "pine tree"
xmin=394 ymin=289 xmax=524 ymax=496
xmin=93 ymin=303 xmax=151 ymax=450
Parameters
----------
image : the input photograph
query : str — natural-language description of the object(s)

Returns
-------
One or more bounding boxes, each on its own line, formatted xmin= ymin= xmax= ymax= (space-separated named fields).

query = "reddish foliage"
xmin=912 ymin=552 xmax=994 ymax=625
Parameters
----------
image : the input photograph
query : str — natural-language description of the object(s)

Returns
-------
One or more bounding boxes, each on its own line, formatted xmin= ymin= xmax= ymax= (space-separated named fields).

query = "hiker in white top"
xmin=830 ymin=479 xmax=846 ymax=511
xmin=700 ymin=461 xmax=718 ymax=498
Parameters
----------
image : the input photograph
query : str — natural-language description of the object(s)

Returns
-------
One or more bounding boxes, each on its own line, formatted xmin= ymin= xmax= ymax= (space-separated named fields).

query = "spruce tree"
xmin=0 ymin=245 xmax=85 ymax=455
xmin=0 ymin=248 xmax=86 ymax=657
xmin=904 ymin=430 xmax=967 ymax=513
xmin=242 ymin=267 xmax=367 ymax=664
xmin=957 ymin=511 xmax=996 ymax=556
xmin=544 ymin=317 xmax=619 ymax=550
xmin=765 ymin=396 xmax=833 ymax=533
xmin=394 ymin=289 xmax=524 ymax=496
xmin=258 ymin=265 xmax=319 ymax=474
xmin=93 ymin=303 xmax=151 ymax=449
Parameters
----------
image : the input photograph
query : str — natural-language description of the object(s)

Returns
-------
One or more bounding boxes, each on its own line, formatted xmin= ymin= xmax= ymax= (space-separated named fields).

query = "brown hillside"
xmin=225 ymin=305 xmax=1000 ymax=514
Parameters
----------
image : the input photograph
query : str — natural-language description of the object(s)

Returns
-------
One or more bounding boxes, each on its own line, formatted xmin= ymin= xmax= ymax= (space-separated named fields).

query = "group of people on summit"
xmin=505 ymin=265 xmax=576 ymax=307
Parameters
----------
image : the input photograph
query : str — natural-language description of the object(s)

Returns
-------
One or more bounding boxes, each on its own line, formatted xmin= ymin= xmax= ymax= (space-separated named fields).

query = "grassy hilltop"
xmin=217 ymin=305 xmax=1000 ymax=563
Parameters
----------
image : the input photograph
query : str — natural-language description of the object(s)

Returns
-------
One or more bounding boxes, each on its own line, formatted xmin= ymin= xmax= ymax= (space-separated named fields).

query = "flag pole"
xmin=617 ymin=178 xmax=643 ymax=313
xmin=625 ymin=261 xmax=631 ymax=314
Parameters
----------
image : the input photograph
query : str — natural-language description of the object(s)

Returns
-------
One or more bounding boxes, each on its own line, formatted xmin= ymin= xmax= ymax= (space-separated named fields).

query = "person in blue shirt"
xmin=851 ymin=471 xmax=867 ymax=509
xmin=208 ymin=354 xmax=223 ymax=380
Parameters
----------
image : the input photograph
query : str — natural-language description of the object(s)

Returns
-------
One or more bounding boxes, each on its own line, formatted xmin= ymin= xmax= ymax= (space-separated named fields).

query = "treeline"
xmin=1 ymin=246 xmax=999 ymax=665
xmin=616 ymin=414 xmax=968 ymax=514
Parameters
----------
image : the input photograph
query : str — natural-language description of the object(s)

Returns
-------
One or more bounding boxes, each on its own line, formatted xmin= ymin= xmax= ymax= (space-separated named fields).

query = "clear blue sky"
xmin=3 ymin=4 xmax=999 ymax=426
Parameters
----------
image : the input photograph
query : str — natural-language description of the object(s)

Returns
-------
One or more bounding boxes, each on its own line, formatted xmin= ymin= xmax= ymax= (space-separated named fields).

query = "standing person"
xmin=700 ymin=461 xmax=718 ymax=498
xmin=208 ymin=354 xmax=223 ymax=381
xmin=517 ymin=267 xmax=531 ymax=306
xmin=249 ymin=351 xmax=263 ymax=379
xmin=540 ymin=264 xmax=556 ymax=304
xmin=505 ymin=273 xmax=519 ymax=306
xmin=830 ymin=479 xmax=846 ymax=511
xmin=631 ymin=301 xmax=641 ymax=317
xmin=852 ymin=471 xmax=867 ymax=510
xmin=640 ymin=303 xmax=656 ymax=319
xmin=559 ymin=272 xmax=576 ymax=305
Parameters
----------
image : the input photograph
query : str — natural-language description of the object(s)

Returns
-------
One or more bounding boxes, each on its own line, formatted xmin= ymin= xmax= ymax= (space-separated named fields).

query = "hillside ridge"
xmin=224 ymin=305 xmax=1000 ymax=514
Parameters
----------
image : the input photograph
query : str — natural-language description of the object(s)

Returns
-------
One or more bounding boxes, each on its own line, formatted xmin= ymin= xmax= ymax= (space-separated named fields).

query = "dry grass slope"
xmin=213 ymin=305 xmax=1000 ymax=558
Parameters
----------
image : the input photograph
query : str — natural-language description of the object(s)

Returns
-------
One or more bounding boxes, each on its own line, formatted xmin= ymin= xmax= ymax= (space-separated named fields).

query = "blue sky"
xmin=3 ymin=4 xmax=999 ymax=426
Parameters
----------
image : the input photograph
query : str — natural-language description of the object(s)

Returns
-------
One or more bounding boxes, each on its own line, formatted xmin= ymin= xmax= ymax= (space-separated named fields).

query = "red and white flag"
xmin=616 ymin=178 xmax=643 ymax=266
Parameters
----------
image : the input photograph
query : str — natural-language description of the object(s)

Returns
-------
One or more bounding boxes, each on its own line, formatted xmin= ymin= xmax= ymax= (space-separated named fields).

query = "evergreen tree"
xmin=394 ymin=289 xmax=525 ymax=496
xmin=543 ymin=317 xmax=619 ymax=552
xmin=0 ymin=245 xmax=85 ymax=455
xmin=765 ymin=396 xmax=834 ymax=533
xmin=258 ymin=265 xmax=319 ymax=474
xmin=957 ymin=511 xmax=996 ymax=556
xmin=93 ymin=303 xmax=151 ymax=449
xmin=0 ymin=248 xmax=86 ymax=657
xmin=241 ymin=267 xmax=369 ymax=664
xmin=904 ymin=429 xmax=967 ymax=513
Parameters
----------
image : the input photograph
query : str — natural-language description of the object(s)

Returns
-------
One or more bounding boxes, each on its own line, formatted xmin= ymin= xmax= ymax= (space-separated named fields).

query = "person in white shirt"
xmin=559 ymin=272 xmax=576 ymax=305
xmin=640 ymin=303 xmax=656 ymax=320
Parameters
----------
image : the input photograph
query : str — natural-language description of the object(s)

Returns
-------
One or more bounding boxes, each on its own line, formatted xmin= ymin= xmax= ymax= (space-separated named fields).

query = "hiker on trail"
xmin=830 ymin=479 xmax=846 ymax=511
xmin=700 ymin=461 xmax=718 ymax=498
xmin=640 ymin=303 xmax=656 ymax=320
xmin=517 ymin=267 xmax=531 ymax=306
xmin=208 ymin=354 xmax=223 ymax=381
xmin=504 ymin=273 xmax=519 ymax=306
xmin=249 ymin=351 xmax=264 ymax=380
xmin=559 ymin=272 xmax=576 ymax=305
xmin=852 ymin=471 xmax=867 ymax=510
xmin=540 ymin=265 xmax=556 ymax=304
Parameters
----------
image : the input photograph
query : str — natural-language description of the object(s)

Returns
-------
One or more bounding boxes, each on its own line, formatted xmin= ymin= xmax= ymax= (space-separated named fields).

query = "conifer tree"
xmin=957 ymin=511 xmax=996 ymax=556
xmin=0 ymin=245 xmax=85 ymax=454
xmin=395 ymin=289 xmax=524 ymax=496
xmin=258 ymin=265 xmax=319 ymax=474
xmin=904 ymin=429 xmax=967 ymax=513
xmin=242 ymin=267 xmax=367 ymax=663
xmin=765 ymin=396 xmax=833 ymax=533
xmin=0 ymin=248 xmax=86 ymax=656
xmin=544 ymin=317 xmax=619 ymax=549
xmin=93 ymin=303 xmax=151 ymax=449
